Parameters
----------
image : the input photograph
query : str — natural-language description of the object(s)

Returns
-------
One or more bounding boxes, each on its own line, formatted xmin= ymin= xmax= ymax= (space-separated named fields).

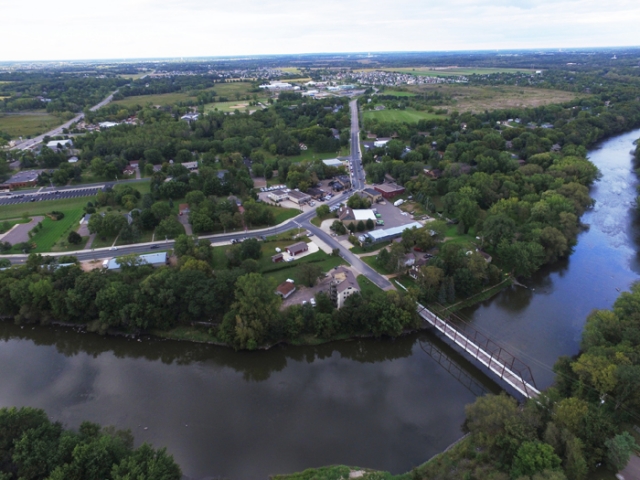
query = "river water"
xmin=0 ymin=130 xmax=639 ymax=479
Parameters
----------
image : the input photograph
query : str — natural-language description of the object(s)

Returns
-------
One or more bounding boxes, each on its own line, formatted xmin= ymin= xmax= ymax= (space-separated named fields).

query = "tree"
xmin=331 ymin=220 xmax=346 ymax=235
xmin=240 ymin=238 xmax=262 ymax=261
xmin=299 ymin=263 xmax=322 ymax=287
xmin=155 ymin=218 xmax=184 ymax=239
xmin=365 ymin=218 xmax=374 ymax=230
xmin=316 ymin=204 xmax=330 ymax=217
xmin=511 ymin=442 xmax=562 ymax=478
xmin=112 ymin=444 xmax=181 ymax=480
xmin=67 ymin=231 xmax=82 ymax=245
xmin=356 ymin=220 xmax=366 ymax=232
xmin=605 ymin=432 xmax=638 ymax=472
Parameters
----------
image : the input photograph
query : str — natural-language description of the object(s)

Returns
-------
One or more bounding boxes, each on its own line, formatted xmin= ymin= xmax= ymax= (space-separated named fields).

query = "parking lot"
xmin=0 ymin=187 xmax=102 ymax=206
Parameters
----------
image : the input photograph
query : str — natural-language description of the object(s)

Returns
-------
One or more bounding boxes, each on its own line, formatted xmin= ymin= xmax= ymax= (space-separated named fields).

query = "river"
xmin=0 ymin=129 xmax=639 ymax=479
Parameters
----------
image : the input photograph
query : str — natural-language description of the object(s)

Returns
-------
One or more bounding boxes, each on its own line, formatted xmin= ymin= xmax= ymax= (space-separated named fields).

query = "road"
xmin=2 ymin=95 xmax=395 ymax=289
xmin=10 ymin=89 xmax=119 ymax=151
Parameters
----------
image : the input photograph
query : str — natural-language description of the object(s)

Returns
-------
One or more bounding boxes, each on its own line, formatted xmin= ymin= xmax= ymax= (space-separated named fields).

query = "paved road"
xmin=10 ymin=89 xmax=119 ymax=151
xmin=1 ymin=95 xmax=395 ymax=290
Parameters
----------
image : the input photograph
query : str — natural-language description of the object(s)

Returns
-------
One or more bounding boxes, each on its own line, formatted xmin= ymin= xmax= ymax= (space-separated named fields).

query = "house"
xmin=423 ymin=168 xmax=442 ymax=179
xmin=374 ymin=182 xmax=405 ymax=199
xmin=288 ymin=190 xmax=311 ymax=205
xmin=408 ymin=257 xmax=429 ymax=280
xmin=0 ymin=170 xmax=43 ymax=190
xmin=268 ymin=189 xmax=289 ymax=203
xmin=322 ymin=158 xmax=344 ymax=168
xmin=46 ymin=139 xmax=73 ymax=150
xmin=333 ymin=175 xmax=351 ymax=191
xmin=286 ymin=242 xmax=308 ymax=256
xmin=180 ymin=113 xmax=200 ymax=123
xmin=403 ymin=252 xmax=416 ymax=268
xmin=272 ymin=253 xmax=284 ymax=263
xmin=79 ymin=214 xmax=91 ymax=225
xmin=374 ymin=138 xmax=390 ymax=148
xmin=338 ymin=206 xmax=376 ymax=227
xmin=275 ymin=280 xmax=296 ymax=298
xmin=99 ymin=121 xmax=119 ymax=129
xmin=329 ymin=266 xmax=360 ymax=308
xmin=182 ymin=161 xmax=198 ymax=171
xmin=363 ymin=188 xmax=382 ymax=202
xmin=152 ymin=165 xmax=163 ymax=173
xmin=123 ymin=166 xmax=136 ymax=176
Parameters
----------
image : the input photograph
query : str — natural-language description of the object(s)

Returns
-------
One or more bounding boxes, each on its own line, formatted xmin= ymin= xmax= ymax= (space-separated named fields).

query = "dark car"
xmin=149 ymin=245 xmax=160 ymax=249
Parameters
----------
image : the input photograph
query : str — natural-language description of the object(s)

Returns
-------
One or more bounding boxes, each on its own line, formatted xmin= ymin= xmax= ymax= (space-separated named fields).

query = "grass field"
xmin=379 ymin=90 xmax=417 ymax=97
xmin=117 ymin=73 xmax=150 ymax=80
xmin=285 ymin=146 xmax=350 ymax=164
xmin=24 ymin=206 xmax=85 ymax=253
xmin=0 ymin=197 xmax=91 ymax=222
xmin=363 ymin=108 xmax=444 ymax=123
xmin=406 ymin=84 xmax=579 ymax=113
xmin=357 ymin=275 xmax=383 ymax=295
xmin=387 ymin=67 xmax=536 ymax=77
xmin=269 ymin=206 xmax=300 ymax=224
xmin=362 ymin=255 xmax=394 ymax=275
xmin=0 ymin=112 xmax=62 ymax=138
xmin=206 ymin=82 xmax=258 ymax=99
xmin=112 ymin=92 xmax=196 ymax=108
xmin=204 ymin=100 xmax=266 ymax=114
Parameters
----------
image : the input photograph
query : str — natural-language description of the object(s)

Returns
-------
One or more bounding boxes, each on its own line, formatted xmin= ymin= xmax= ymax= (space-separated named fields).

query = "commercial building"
xmin=46 ymin=139 xmax=73 ymax=149
xmin=329 ymin=266 xmax=360 ymax=308
xmin=337 ymin=206 xmax=376 ymax=227
xmin=286 ymin=242 xmax=308 ymax=256
xmin=306 ymin=187 xmax=325 ymax=199
xmin=360 ymin=222 xmax=423 ymax=244
xmin=182 ymin=161 xmax=198 ymax=171
xmin=374 ymin=182 xmax=405 ymax=199
xmin=268 ymin=189 xmax=289 ymax=203
xmin=322 ymin=158 xmax=345 ymax=168
xmin=288 ymin=190 xmax=311 ymax=205
xmin=363 ymin=188 xmax=382 ymax=202
xmin=0 ymin=170 xmax=44 ymax=190
xmin=102 ymin=252 xmax=168 ymax=271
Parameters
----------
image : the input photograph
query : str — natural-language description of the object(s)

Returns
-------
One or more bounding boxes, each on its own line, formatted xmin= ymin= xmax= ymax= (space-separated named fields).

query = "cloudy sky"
xmin=3 ymin=0 xmax=639 ymax=61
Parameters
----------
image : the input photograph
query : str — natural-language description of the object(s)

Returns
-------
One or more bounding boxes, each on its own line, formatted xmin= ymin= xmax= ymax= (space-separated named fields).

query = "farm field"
xmin=387 ymin=67 xmax=536 ymax=77
xmin=0 ymin=112 xmax=62 ymax=138
xmin=112 ymin=92 xmax=195 ymax=108
xmin=406 ymin=84 xmax=580 ymax=113
xmin=363 ymin=108 xmax=444 ymax=123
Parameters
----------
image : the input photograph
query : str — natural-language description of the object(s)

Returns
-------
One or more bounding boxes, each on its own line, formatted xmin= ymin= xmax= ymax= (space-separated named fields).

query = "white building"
xmin=268 ymin=189 xmax=289 ymax=203
xmin=374 ymin=139 xmax=390 ymax=148
xmin=98 ymin=121 xmax=119 ymax=129
xmin=330 ymin=266 xmax=360 ymax=308
xmin=259 ymin=82 xmax=292 ymax=90
xmin=102 ymin=252 xmax=168 ymax=270
xmin=46 ymin=139 xmax=73 ymax=149
xmin=322 ymin=158 xmax=345 ymax=168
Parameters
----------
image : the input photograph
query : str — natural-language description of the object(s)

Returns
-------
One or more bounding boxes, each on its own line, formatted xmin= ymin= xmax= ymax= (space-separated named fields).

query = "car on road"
xmin=149 ymin=245 xmax=160 ymax=249
xmin=109 ymin=247 xmax=118 ymax=251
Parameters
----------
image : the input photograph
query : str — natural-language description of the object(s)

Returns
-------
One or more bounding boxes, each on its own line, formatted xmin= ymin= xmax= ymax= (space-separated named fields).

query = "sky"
xmin=2 ymin=0 xmax=640 ymax=61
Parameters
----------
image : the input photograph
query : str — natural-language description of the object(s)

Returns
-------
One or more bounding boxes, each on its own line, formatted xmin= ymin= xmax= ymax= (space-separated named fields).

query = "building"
xmin=332 ymin=175 xmax=351 ymax=191
xmin=374 ymin=139 xmax=390 ymax=148
xmin=363 ymin=188 xmax=382 ymax=202
xmin=46 ymin=139 xmax=73 ymax=150
xmin=129 ymin=160 xmax=140 ymax=167
xmin=259 ymin=82 xmax=292 ymax=90
xmin=268 ymin=189 xmax=289 ymax=203
xmin=216 ymin=170 xmax=228 ymax=183
xmin=361 ymin=222 xmax=423 ymax=244
xmin=409 ymin=257 xmax=429 ymax=279
xmin=286 ymin=242 xmax=308 ymax=256
xmin=322 ymin=158 xmax=344 ymax=168
xmin=275 ymin=280 xmax=296 ymax=299
xmin=99 ymin=121 xmax=119 ymax=129
xmin=288 ymin=190 xmax=311 ymax=205
xmin=182 ymin=161 xmax=198 ymax=171
xmin=0 ymin=170 xmax=43 ymax=190
xmin=272 ymin=253 xmax=284 ymax=263
xmin=329 ymin=266 xmax=360 ymax=308
xmin=306 ymin=187 xmax=325 ymax=199
xmin=102 ymin=252 xmax=168 ymax=271
xmin=337 ymin=206 xmax=376 ymax=227
xmin=123 ymin=166 xmax=136 ymax=176
xmin=180 ymin=113 xmax=200 ymax=123
xmin=374 ymin=182 xmax=405 ymax=199
xmin=67 ymin=156 xmax=79 ymax=164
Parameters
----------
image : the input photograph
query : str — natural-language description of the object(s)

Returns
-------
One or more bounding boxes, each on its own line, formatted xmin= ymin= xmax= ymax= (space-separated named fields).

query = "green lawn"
xmin=205 ymin=82 xmax=258 ymax=99
xmin=203 ymin=100 xmax=267 ymax=114
xmin=23 ymin=207 xmax=85 ymax=253
xmin=363 ymin=108 xmax=444 ymax=124
xmin=264 ymin=251 xmax=346 ymax=286
xmin=285 ymin=146 xmax=350 ymax=164
xmin=112 ymin=92 xmax=196 ymax=108
xmin=357 ymin=275 xmax=383 ymax=296
xmin=350 ymin=240 xmax=391 ymax=255
xmin=0 ymin=112 xmax=63 ymax=139
xmin=379 ymin=90 xmax=417 ymax=97
xmin=0 ymin=196 xmax=92 ymax=222
xmin=443 ymin=225 xmax=477 ymax=248
xmin=268 ymin=206 xmax=300 ymax=224
xmin=362 ymin=255 xmax=394 ymax=275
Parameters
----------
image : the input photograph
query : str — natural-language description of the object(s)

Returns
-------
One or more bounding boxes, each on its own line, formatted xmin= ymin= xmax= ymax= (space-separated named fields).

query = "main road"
xmin=2 ymin=96 xmax=394 ymax=289
xmin=10 ymin=89 xmax=119 ymax=151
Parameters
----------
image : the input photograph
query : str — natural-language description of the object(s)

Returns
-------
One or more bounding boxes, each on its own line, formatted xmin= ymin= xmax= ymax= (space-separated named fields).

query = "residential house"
xmin=363 ymin=188 xmax=382 ymax=202
xmin=338 ymin=206 xmax=376 ymax=227
xmin=275 ymin=280 xmax=296 ymax=299
xmin=272 ymin=253 xmax=284 ymax=263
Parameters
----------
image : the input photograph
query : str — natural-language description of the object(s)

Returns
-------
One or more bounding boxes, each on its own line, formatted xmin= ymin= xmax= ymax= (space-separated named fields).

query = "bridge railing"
xmin=417 ymin=303 xmax=538 ymax=398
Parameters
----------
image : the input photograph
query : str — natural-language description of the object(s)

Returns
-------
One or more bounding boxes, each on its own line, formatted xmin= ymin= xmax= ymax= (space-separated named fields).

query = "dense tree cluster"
xmin=0 ymin=406 xmax=181 ymax=480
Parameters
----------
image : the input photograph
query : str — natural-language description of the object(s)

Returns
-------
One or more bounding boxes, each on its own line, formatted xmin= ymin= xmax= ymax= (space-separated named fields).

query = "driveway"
xmin=0 ymin=216 xmax=44 ymax=245
xmin=178 ymin=214 xmax=193 ymax=235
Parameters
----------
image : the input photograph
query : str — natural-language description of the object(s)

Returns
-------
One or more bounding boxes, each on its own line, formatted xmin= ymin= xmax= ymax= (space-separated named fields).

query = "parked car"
xmin=149 ymin=245 xmax=160 ymax=249
xmin=310 ymin=298 xmax=316 ymax=307
xmin=109 ymin=247 xmax=118 ymax=251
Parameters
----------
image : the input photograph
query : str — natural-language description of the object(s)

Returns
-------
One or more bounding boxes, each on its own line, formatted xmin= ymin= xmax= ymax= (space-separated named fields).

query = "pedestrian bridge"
xmin=417 ymin=303 xmax=540 ymax=399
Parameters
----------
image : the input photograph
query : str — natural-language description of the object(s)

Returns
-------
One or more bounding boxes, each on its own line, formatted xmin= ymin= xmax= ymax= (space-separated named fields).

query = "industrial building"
xmin=288 ymin=190 xmax=311 ymax=205
xmin=46 ymin=139 xmax=73 ymax=150
xmin=322 ymin=158 xmax=345 ymax=168
xmin=359 ymin=222 xmax=423 ymax=244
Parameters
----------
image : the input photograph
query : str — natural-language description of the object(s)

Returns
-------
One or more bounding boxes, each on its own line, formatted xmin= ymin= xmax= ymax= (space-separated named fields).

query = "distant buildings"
xmin=322 ymin=158 xmax=345 ymax=168
xmin=180 ymin=113 xmax=200 ymax=123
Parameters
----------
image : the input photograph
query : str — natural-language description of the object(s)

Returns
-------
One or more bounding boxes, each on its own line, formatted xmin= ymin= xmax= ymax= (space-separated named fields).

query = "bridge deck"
xmin=417 ymin=304 xmax=539 ymax=399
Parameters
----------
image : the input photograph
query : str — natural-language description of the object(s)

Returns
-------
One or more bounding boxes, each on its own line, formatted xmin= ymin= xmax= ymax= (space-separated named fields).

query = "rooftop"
xmin=288 ymin=190 xmax=311 ymax=200
xmin=322 ymin=158 xmax=344 ymax=168
xmin=332 ymin=266 xmax=359 ymax=294
xmin=374 ymin=182 xmax=405 ymax=193
xmin=2 ymin=170 xmax=44 ymax=185
xmin=276 ymin=281 xmax=296 ymax=297
xmin=366 ymin=222 xmax=423 ymax=241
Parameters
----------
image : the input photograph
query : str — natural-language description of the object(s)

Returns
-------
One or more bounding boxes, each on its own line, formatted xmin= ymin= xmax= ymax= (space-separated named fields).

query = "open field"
xmin=285 ymin=146 xmax=350 ymax=164
xmin=112 ymin=92 xmax=196 ymax=108
xmin=24 ymin=206 xmax=85 ymax=253
xmin=0 ymin=196 xmax=91 ymax=221
xmin=0 ymin=112 xmax=63 ymax=138
xmin=117 ymin=73 xmax=150 ymax=80
xmin=206 ymin=82 xmax=258 ymax=99
xmin=386 ymin=67 xmax=536 ymax=77
xmin=363 ymin=108 xmax=444 ymax=123
xmin=204 ymin=100 xmax=266 ymax=113
xmin=269 ymin=206 xmax=300 ymax=224
xmin=406 ymin=84 xmax=580 ymax=113
xmin=357 ymin=275 xmax=383 ymax=295
xmin=379 ymin=90 xmax=417 ymax=97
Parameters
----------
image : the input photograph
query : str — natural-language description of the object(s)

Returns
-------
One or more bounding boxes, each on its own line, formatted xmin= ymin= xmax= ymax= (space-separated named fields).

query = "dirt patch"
xmin=0 ymin=216 xmax=44 ymax=245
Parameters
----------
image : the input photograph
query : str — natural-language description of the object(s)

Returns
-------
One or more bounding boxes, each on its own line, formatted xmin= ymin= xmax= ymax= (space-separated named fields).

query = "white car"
xmin=310 ymin=298 xmax=316 ymax=307
xmin=109 ymin=247 xmax=118 ymax=251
